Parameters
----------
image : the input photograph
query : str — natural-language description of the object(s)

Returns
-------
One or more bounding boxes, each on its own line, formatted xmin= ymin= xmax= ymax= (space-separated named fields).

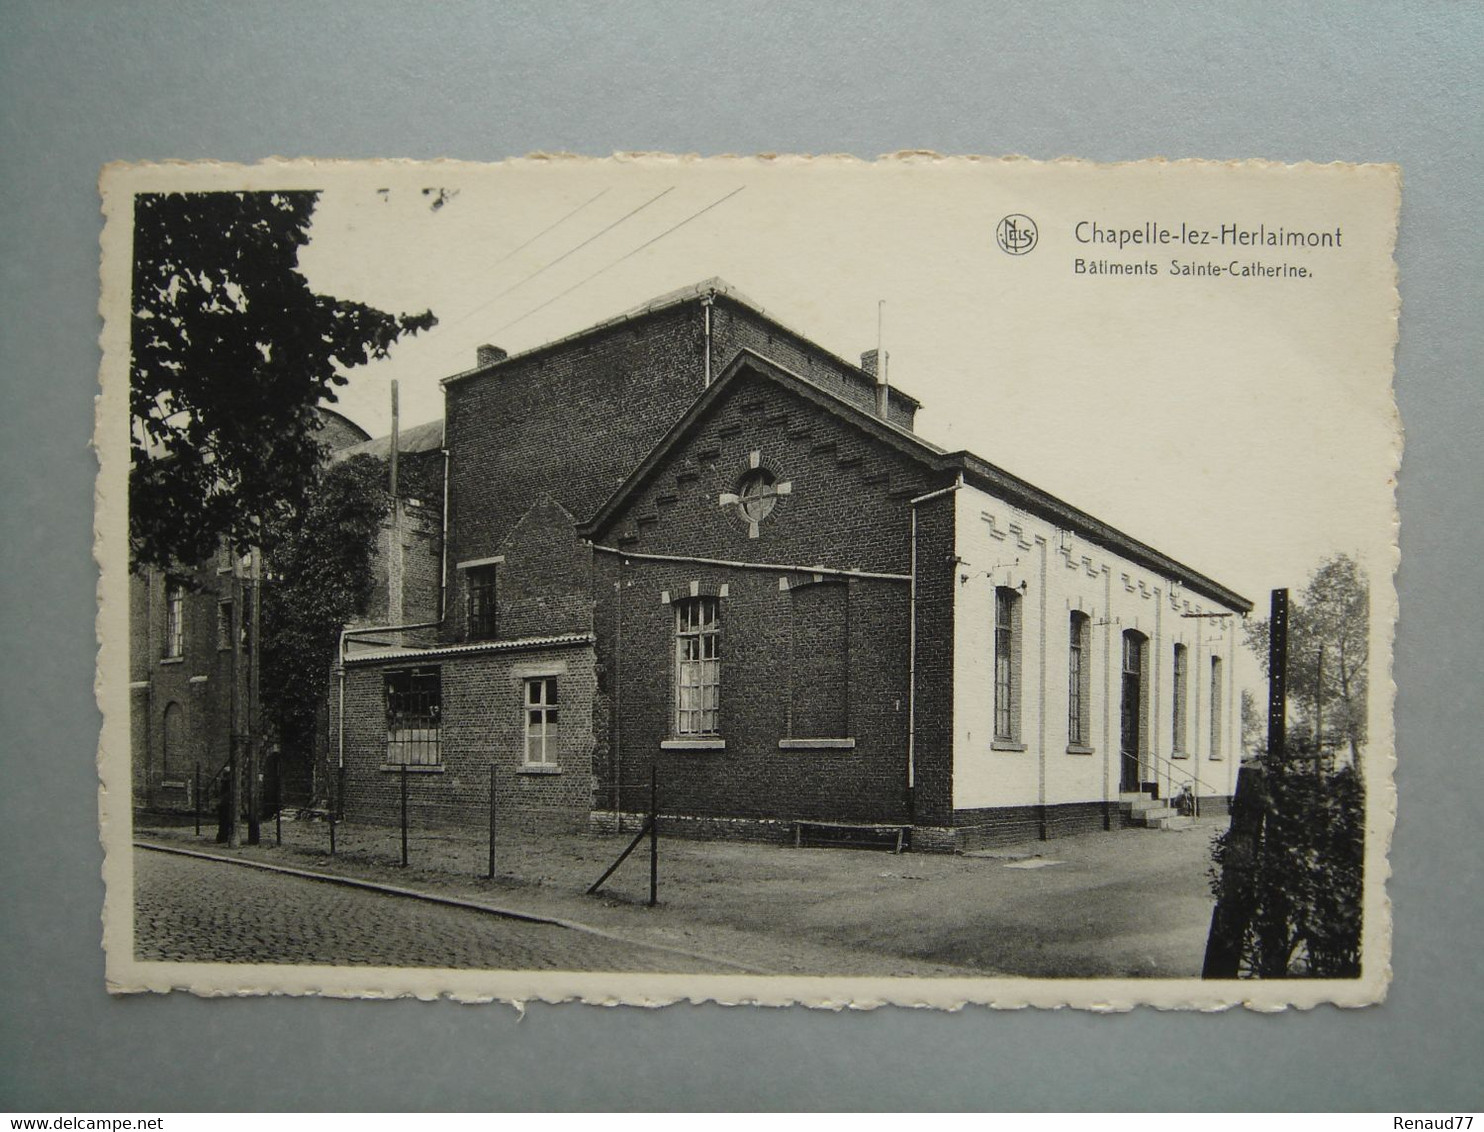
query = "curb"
xmin=134 ymin=839 xmax=772 ymax=975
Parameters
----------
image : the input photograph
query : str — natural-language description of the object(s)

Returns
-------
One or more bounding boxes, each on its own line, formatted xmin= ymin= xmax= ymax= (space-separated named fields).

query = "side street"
xmin=134 ymin=816 xmax=1225 ymax=979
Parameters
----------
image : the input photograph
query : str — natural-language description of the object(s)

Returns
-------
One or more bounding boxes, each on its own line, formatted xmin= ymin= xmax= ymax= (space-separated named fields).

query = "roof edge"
xmin=944 ymin=452 xmax=1252 ymax=612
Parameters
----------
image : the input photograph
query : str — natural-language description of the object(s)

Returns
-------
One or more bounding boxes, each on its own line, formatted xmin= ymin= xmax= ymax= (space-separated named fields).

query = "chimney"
xmin=860 ymin=349 xmax=879 ymax=378
xmin=476 ymin=344 xmax=508 ymax=367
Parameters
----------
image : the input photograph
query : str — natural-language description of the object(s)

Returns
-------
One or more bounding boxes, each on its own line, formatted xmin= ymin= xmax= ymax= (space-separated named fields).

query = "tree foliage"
xmin=129 ymin=190 xmax=434 ymax=570
xmin=1243 ymin=553 xmax=1369 ymax=759
xmin=1209 ymin=748 xmax=1365 ymax=978
xmin=258 ymin=455 xmax=388 ymax=787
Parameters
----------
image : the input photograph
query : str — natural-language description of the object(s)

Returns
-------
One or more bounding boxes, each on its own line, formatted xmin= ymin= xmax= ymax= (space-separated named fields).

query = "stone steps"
xmin=1119 ymin=792 xmax=1195 ymax=831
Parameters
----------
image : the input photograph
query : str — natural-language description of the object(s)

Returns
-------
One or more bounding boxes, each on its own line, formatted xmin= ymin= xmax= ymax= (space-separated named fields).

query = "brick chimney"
xmin=476 ymin=344 xmax=508 ymax=367
xmin=862 ymin=349 xmax=890 ymax=418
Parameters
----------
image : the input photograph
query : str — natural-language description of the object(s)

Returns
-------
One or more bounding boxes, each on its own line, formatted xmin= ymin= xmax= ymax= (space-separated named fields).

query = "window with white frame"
xmin=1209 ymin=655 xmax=1224 ymax=759
xmin=1172 ymin=643 xmax=1189 ymax=755
xmin=164 ymin=578 xmax=185 ymax=659
xmin=385 ymin=666 xmax=442 ymax=766
xmin=1068 ymin=611 xmax=1091 ymax=748
xmin=675 ymin=596 xmax=721 ymax=736
xmin=993 ymin=587 xmax=1022 ymax=744
xmin=523 ymin=676 xmax=559 ymax=766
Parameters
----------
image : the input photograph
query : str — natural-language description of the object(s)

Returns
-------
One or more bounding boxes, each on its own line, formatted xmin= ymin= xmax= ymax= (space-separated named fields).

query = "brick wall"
xmin=708 ymin=297 xmax=917 ymax=430
xmin=587 ymin=367 xmax=945 ymax=827
xmin=908 ymin=492 xmax=958 ymax=827
xmin=132 ymin=562 xmax=237 ymax=812
xmin=339 ymin=639 xmax=598 ymax=833
xmin=441 ymin=294 xmax=920 ymax=646
xmin=442 ymin=303 xmax=709 ymax=643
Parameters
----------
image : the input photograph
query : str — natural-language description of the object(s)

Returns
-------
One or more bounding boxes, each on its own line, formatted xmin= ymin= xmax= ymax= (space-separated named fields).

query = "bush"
xmin=1208 ymin=743 xmax=1364 ymax=978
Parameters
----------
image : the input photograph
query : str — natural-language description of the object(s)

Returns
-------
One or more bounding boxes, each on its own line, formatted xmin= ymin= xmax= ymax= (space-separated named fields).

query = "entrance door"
xmin=1120 ymin=632 xmax=1145 ymax=792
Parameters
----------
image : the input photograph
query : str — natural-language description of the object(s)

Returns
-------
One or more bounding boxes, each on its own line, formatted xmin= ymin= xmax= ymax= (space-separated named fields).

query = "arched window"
xmin=1172 ymin=643 xmax=1190 ymax=755
xmin=993 ymin=587 xmax=1022 ymax=744
xmin=1209 ymin=655 xmax=1224 ymax=759
xmin=1120 ymin=630 xmax=1149 ymax=791
xmin=675 ymin=597 xmax=721 ymax=736
xmin=1068 ymin=611 xmax=1091 ymax=749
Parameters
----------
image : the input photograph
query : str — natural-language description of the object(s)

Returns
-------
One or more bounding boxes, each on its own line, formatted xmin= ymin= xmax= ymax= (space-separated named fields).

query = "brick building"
xmin=335 ymin=280 xmax=1252 ymax=849
xmin=131 ymin=407 xmax=371 ymax=814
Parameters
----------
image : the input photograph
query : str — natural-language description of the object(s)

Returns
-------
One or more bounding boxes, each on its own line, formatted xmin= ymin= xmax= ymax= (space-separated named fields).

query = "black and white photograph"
xmin=99 ymin=155 xmax=1398 ymax=1008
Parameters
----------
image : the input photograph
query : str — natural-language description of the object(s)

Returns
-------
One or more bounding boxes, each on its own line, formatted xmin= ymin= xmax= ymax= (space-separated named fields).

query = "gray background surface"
xmin=1 ymin=0 xmax=1480 ymax=1112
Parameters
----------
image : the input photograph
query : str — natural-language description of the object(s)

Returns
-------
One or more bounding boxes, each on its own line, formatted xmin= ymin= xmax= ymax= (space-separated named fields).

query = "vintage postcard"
xmin=98 ymin=155 xmax=1399 ymax=1009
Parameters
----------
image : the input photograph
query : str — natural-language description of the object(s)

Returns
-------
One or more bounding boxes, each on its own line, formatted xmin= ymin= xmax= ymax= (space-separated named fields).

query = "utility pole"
xmin=1267 ymin=588 xmax=1288 ymax=765
xmin=226 ymin=554 xmax=242 ymax=847
xmin=246 ymin=546 xmax=262 ymax=845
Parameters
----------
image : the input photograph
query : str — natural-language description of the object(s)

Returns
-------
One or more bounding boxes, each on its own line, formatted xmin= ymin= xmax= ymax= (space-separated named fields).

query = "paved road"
xmin=134 ymin=849 xmax=714 ymax=971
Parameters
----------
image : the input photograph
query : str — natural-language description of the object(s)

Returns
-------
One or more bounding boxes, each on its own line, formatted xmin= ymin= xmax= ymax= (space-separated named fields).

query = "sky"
xmin=279 ymin=156 xmax=1399 ymax=611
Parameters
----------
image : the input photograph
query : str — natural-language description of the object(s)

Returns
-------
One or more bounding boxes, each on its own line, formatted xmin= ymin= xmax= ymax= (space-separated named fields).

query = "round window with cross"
xmin=719 ymin=454 xmax=792 ymax=538
xmin=737 ymin=468 xmax=779 ymax=523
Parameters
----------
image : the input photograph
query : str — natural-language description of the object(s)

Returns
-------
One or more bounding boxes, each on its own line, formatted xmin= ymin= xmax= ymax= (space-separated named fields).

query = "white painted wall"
xmin=951 ymin=482 xmax=1244 ymax=813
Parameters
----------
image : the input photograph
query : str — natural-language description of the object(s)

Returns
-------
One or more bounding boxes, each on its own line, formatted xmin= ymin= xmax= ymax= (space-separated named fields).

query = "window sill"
xmin=778 ymin=738 xmax=856 ymax=751
xmin=517 ymin=764 xmax=561 ymax=776
xmin=991 ymin=740 xmax=1027 ymax=752
xmin=379 ymin=764 xmax=445 ymax=774
xmin=660 ymin=737 xmax=726 ymax=751
xmin=1171 ymin=750 xmax=1191 ymax=760
xmin=159 ymin=656 xmax=184 ymax=666
xmin=1065 ymin=744 xmax=1096 ymax=756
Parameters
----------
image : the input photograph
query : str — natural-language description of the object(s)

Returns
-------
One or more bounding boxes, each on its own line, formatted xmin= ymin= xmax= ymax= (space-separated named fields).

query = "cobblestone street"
xmin=133 ymin=848 xmax=718 ymax=971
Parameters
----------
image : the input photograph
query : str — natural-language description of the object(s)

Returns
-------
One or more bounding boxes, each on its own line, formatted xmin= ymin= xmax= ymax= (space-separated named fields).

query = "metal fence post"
xmin=275 ymin=767 xmax=283 ymax=847
xmin=487 ymin=763 xmax=497 ymax=880
xmin=648 ymin=764 xmax=658 ymax=908
xmin=400 ymin=763 xmax=409 ymax=867
xmin=329 ymin=767 xmax=338 ymax=856
xmin=194 ymin=762 xmax=201 ymax=837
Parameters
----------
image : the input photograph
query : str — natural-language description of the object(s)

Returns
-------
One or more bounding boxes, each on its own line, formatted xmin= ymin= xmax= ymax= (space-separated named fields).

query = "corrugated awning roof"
xmin=343 ymin=632 xmax=594 ymax=666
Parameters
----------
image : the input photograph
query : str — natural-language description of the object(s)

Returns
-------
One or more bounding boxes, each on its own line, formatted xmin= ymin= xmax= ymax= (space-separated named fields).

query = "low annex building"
xmin=335 ymin=280 xmax=1251 ymax=850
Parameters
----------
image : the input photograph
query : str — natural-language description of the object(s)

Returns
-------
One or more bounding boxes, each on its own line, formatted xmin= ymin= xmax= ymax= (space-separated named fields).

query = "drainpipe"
xmin=906 ymin=474 xmax=964 ymax=809
xmin=438 ymin=446 xmax=450 ymax=621
xmin=701 ymin=290 xmax=715 ymax=388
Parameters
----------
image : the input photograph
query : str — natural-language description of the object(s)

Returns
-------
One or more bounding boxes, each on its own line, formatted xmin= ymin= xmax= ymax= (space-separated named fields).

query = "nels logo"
xmin=996 ymin=213 xmax=1038 ymax=256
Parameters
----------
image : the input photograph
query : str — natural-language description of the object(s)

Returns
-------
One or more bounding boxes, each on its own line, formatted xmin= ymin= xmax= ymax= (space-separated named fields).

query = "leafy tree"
xmin=1243 ymin=553 xmax=1369 ymax=762
xmin=130 ymin=190 xmax=434 ymax=570
xmin=258 ymin=455 xmax=388 ymax=800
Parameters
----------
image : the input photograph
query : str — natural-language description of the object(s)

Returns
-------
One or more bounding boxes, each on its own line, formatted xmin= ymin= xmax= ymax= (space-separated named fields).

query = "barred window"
xmin=1209 ymin=656 xmax=1224 ymax=759
xmin=385 ymin=666 xmax=442 ymax=766
xmin=1068 ymin=611 xmax=1091 ymax=747
xmin=1172 ymin=643 xmax=1189 ymax=754
xmin=467 ymin=565 xmax=497 ymax=639
xmin=994 ymin=587 xmax=1021 ymax=743
xmin=524 ymin=676 xmax=559 ymax=766
xmin=675 ymin=597 xmax=721 ymax=736
xmin=164 ymin=579 xmax=185 ymax=659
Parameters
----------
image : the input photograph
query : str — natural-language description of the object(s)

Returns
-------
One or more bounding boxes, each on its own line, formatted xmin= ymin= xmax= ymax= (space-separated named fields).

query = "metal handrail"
xmin=1143 ymin=747 xmax=1204 ymax=818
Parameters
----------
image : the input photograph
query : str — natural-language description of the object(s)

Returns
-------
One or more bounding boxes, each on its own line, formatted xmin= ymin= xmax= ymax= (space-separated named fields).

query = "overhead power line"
xmin=483 ymin=186 xmax=676 ymax=306
xmin=412 ymin=185 xmax=673 ymax=370
xmin=488 ymin=187 xmax=611 ymax=270
xmin=493 ymin=185 xmax=748 ymax=334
